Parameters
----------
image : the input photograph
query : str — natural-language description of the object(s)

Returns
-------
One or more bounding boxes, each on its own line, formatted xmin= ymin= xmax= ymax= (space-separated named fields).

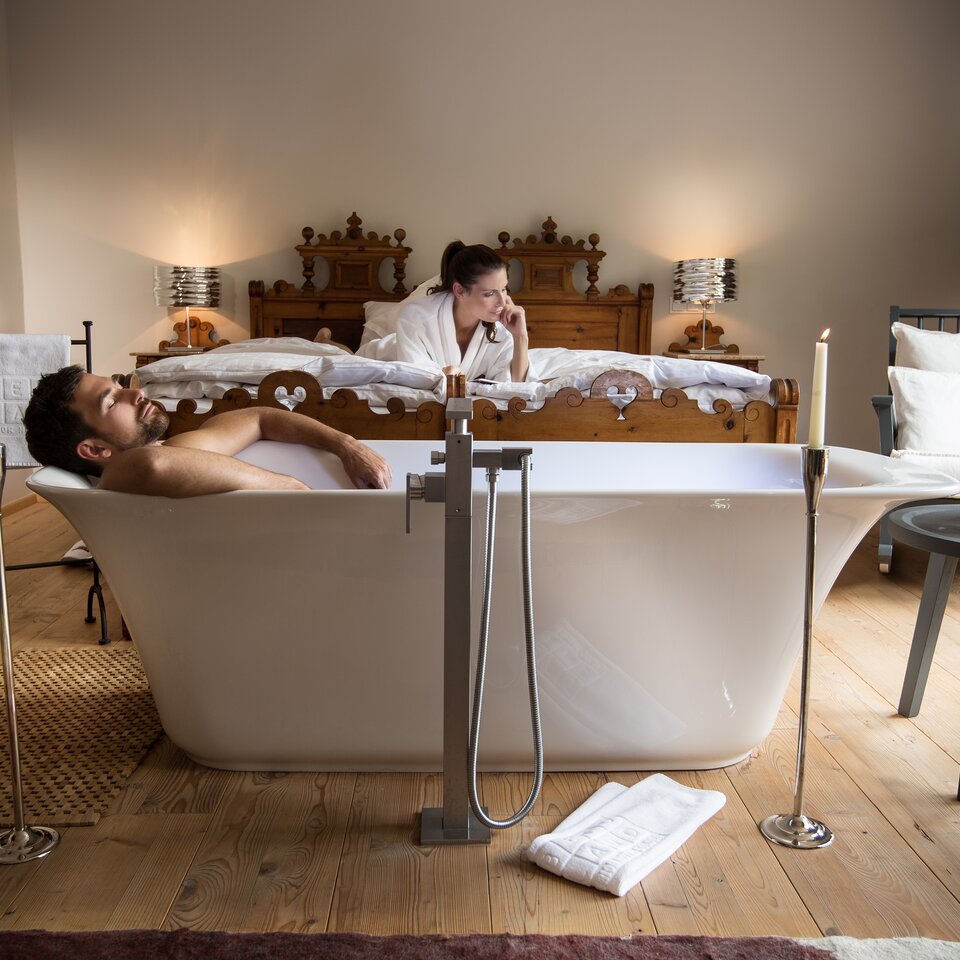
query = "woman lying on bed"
xmin=358 ymin=241 xmax=533 ymax=382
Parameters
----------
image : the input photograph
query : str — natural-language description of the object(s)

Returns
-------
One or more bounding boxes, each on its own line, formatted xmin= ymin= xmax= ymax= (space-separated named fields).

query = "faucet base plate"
xmin=420 ymin=806 xmax=492 ymax=845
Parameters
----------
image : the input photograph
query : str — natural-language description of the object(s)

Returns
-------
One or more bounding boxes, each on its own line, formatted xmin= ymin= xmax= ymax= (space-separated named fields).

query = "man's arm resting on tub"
xmin=98 ymin=409 xmax=392 ymax=497
xmin=99 ymin=444 xmax=310 ymax=497
xmin=168 ymin=408 xmax=392 ymax=490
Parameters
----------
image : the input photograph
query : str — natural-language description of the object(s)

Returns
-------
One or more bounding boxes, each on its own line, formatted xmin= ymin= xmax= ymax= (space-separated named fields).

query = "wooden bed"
xmin=163 ymin=213 xmax=798 ymax=443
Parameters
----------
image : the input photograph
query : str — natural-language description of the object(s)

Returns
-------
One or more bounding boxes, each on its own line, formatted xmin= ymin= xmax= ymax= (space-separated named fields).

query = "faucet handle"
xmin=405 ymin=472 xmax=425 ymax=534
xmin=430 ymin=451 xmax=445 ymax=465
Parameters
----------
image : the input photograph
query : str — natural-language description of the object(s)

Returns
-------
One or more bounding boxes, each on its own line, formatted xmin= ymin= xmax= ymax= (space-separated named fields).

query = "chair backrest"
xmin=888 ymin=306 xmax=960 ymax=367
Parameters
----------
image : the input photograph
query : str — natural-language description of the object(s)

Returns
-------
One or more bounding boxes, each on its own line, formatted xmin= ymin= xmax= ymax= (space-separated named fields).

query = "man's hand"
xmin=340 ymin=439 xmax=393 ymax=489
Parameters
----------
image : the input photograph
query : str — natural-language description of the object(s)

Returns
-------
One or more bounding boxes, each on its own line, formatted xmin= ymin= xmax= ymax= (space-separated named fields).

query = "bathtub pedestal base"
xmin=760 ymin=813 xmax=833 ymax=849
xmin=420 ymin=806 xmax=491 ymax=845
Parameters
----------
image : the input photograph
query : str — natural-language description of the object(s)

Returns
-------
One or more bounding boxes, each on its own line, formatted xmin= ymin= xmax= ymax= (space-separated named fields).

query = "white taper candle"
xmin=808 ymin=329 xmax=830 ymax=448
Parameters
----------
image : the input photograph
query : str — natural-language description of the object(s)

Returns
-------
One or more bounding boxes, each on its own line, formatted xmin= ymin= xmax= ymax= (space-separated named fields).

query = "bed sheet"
xmin=136 ymin=338 xmax=773 ymax=414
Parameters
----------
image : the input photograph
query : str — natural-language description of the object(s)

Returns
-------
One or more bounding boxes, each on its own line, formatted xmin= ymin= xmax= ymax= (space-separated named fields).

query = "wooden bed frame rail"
xmin=164 ymin=370 xmax=799 ymax=444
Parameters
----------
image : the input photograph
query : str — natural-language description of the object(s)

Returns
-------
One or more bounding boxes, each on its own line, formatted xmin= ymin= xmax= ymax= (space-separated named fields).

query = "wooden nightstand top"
xmin=662 ymin=351 xmax=765 ymax=372
xmin=131 ymin=349 xmax=206 ymax=368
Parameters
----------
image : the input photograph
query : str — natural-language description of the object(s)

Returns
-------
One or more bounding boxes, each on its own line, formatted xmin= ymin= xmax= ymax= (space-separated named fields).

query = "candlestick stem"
xmin=759 ymin=445 xmax=834 ymax=849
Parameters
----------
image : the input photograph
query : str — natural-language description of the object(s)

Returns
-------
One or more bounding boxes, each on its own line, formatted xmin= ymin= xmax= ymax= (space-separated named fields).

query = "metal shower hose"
xmin=468 ymin=453 xmax=543 ymax=829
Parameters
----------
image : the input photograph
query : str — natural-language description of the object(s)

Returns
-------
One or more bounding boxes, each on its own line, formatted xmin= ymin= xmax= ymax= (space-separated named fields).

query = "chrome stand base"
xmin=0 ymin=825 xmax=60 ymax=864
xmin=760 ymin=813 xmax=833 ymax=849
xmin=420 ymin=807 xmax=491 ymax=845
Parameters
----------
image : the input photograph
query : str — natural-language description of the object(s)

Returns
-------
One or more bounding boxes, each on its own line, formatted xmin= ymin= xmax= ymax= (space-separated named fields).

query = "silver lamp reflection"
xmin=672 ymin=258 xmax=737 ymax=354
xmin=153 ymin=266 xmax=221 ymax=352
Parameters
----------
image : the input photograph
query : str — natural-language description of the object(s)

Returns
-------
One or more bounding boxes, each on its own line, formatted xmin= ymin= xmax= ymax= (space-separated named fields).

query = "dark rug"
xmin=0 ymin=931 xmax=836 ymax=960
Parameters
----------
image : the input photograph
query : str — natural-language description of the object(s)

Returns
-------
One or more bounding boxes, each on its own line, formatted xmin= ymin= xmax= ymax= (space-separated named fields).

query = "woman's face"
xmin=454 ymin=267 xmax=509 ymax=324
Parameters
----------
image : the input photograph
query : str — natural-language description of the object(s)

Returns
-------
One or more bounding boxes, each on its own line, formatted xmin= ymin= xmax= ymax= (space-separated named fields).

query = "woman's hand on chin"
xmin=500 ymin=296 xmax=528 ymax=340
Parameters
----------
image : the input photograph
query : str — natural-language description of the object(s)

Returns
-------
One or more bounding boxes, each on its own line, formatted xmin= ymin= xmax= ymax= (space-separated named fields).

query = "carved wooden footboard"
xmin=163 ymin=369 xmax=799 ymax=444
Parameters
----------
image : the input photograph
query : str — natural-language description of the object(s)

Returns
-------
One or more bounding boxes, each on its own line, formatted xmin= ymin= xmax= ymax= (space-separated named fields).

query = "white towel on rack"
xmin=0 ymin=334 xmax=71 ymax=467
xmin=525 ymin=774 xmax=726 ymax=897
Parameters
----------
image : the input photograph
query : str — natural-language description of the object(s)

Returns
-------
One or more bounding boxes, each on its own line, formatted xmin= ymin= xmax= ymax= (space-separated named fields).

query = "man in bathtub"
xmin=23 ymin=366 xmax=392 ymax=495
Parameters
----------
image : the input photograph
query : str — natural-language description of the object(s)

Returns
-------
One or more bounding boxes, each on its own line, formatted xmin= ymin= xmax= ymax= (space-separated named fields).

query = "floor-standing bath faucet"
xmin=406 ymin=388 xmax=540 ymax=845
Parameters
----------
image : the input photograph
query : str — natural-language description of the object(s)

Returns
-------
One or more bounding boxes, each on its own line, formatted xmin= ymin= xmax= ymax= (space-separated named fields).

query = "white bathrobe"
xmin=358 ymin=291 xmax=530 ymax=382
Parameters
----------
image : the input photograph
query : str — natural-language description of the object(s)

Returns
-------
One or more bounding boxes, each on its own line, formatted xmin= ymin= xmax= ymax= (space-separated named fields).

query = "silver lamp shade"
xmin=673 ymin=258 xmax=737 ymax=306
xmin=672 ymin=258 xmax=737 ymax=353
xmin=154 ymin=266 xmax=220 ymax=350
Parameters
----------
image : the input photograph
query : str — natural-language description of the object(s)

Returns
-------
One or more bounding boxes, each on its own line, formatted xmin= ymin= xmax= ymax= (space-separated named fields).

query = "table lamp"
xmin=153 ymin=265 xmax=221 ymax=352
xmin=671 ymin=258 xmax=737 ymax=354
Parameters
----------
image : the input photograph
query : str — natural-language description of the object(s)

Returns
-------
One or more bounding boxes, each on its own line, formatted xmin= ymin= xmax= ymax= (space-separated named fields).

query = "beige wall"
xmin=0 ymin=0 xmax=30 ymax=505
xmin=0 ymin=0 xmax=22 ymax=335
xmin=5 ymin=0 xmax=960 ymax=449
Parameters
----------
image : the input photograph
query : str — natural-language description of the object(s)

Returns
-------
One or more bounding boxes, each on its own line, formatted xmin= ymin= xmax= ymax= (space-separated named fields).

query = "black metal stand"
xmin=0 ymin=446 xmax=60 ymax=863
xmin=2 ymin=321 xmax=109 ymax=644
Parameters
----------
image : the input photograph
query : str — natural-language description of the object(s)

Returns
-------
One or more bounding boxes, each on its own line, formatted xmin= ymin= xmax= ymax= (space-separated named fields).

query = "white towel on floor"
xmin=0 ymin=334 xmax=71 ymax=467
xmin=525 ymin=774 xmax=726 ymax=897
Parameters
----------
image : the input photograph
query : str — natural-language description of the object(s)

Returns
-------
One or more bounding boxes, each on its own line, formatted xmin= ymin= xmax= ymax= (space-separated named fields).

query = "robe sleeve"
xmin=475 ymin=335 xmax=515 ymax=382
xmin=475 ymin=331 xmax=538 ymax=382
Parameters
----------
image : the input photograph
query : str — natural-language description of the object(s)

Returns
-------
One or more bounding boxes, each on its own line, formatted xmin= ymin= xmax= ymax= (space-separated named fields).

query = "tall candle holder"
xmin=760 ymin=445 xmax=834 ymax=849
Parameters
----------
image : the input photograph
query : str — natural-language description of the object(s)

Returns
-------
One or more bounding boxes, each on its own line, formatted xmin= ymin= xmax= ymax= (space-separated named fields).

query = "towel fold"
xmin=525 ymin=774 xmax=726 ymax=897
xmin=0 ymin=334 xmax=71 ymax=467
xmin=61 ymin=540 xmax=92 ymax=563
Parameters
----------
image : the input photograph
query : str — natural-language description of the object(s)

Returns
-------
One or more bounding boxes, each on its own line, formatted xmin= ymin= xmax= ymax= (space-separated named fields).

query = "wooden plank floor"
xmin=1 ymin=499 xmax=958 ymax=936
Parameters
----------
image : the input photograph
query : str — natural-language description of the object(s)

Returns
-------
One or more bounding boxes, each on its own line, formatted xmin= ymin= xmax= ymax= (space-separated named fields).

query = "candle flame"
xmin=819 ymin=328 xmax=831 ymax=342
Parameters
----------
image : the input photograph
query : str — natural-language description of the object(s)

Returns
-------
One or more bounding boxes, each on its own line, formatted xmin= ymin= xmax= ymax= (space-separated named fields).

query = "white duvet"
xmin=133 ymin=337 xmax=773 ymax=413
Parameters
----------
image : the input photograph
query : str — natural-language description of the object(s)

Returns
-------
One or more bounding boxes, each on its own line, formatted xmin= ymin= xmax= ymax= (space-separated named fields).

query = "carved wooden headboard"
xmin=249 ymin=213 xmax=653 ymax=354
xmin=249 ymin=212 xmax=410 ymax=350
xmin=496 ymin=217 xmax=652 ymax=353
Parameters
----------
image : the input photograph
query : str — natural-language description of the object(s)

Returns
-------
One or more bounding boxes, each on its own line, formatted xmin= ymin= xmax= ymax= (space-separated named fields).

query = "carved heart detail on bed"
xmin=271 ymin=384 xmax=308 ymax=410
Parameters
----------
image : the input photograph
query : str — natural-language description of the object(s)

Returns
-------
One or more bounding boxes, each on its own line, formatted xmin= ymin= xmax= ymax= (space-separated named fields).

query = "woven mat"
xmin=0 ymin=645 xmax=162 ymax=826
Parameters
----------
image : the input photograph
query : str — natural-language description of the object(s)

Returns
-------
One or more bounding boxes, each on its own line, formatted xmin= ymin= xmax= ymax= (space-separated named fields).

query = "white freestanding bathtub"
xmin=29 ymin=441 xmax=960 ymax=772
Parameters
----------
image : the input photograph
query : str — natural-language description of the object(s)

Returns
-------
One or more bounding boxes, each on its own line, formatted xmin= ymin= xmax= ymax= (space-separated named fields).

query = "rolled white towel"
xmin=525 ymin=774 xmax=726 ymax=897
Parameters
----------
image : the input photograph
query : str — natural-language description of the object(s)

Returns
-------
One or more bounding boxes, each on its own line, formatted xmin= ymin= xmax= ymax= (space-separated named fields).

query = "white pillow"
xmin=891 ymin=450 xmax=960 ymax=482
xmin=360 ymin=274 xmax=441 ymax=347
xmin=888 ymin=366 xmax=960 ymax=454
xmin=893 ymin=322 xmax=960 ymax=372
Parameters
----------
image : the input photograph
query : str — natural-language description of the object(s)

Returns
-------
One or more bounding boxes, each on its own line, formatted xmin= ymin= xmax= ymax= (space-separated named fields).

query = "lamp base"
xmin=675 ymin=347 xmax=729 ymax=355
xmin=760 ymin=813 xmax=833 ymax=849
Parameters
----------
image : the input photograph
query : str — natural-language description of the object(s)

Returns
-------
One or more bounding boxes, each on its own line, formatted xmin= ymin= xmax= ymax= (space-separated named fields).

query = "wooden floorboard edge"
xmin=0 ymin=493 xmax=39 ymax=516
xmin=322 ymin=774 xmax=363 ymax=934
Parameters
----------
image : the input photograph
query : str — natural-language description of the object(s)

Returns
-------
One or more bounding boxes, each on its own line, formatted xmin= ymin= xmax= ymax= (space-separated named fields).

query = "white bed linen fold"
xmin=135 ymin=339 xmax=774 ymax=414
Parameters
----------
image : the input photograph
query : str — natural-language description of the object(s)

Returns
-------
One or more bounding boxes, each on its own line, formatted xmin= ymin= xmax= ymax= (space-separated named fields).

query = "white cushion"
xmin=360 ymin=274 xmax=441 ymax=346
xmin=891 ymin=450 xmax=960 ymax=482
xmin=893 ymin=321 xmax=960 ymax=372
xmin=888 ymin=366 xmax=960 ymax=454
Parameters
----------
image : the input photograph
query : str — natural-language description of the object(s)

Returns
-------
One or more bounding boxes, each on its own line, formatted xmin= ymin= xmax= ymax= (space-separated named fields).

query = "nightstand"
xmin=131 ymin=349 xmax=205 ymax=369
xmin=662 ymin=351 xmax=765 ymax=373
xmin=132 ymin=317 xmax=230 ymax=367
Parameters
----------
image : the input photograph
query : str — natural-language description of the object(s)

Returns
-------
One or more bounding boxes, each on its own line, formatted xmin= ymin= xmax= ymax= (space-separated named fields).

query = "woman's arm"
xmin=500 ymin=296 xmax=530 ymax=381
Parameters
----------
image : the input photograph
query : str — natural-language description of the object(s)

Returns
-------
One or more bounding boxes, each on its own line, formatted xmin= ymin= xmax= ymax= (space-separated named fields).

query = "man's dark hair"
xmin=23 ymin=365 xmax=103 ymax=476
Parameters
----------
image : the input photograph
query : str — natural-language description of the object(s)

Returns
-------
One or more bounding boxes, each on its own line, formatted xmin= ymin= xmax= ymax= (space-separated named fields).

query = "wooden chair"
xmin=872 ymin=306 xmax=960 ymax=572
